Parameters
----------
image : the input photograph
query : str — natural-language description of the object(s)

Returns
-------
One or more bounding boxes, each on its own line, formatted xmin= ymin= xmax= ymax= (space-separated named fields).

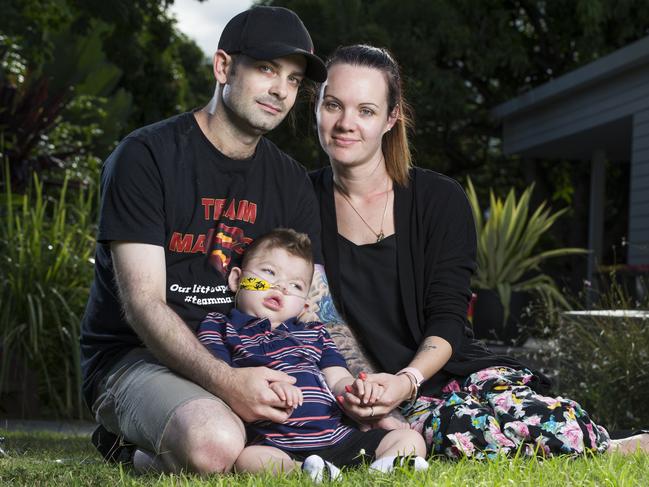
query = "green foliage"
xmin=0 ymin=29 xmax=132 ymax=189
xmin=557 ymin=278 xmax=649 ymax=430
xmin=0 ymin=0 xmax=212 ymax=420
xmin=466 ymin=178 xmax=587 ymax=323
xmin=1 ymin=1 xmax=212 ymax=189
xmin=0 ymin=165 xmax=96 ymax=418
xmin=73 ymin=0 xmax=213 ymax=129
xmin=0 ymin=0 xmax=74 ymax=65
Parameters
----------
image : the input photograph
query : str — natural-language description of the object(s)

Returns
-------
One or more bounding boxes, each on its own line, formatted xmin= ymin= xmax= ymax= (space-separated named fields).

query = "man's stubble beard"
xmin=221 ymin=85 xmax=288 ymax=136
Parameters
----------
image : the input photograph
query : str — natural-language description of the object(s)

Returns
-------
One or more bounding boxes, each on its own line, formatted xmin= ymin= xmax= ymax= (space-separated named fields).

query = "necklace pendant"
xmin=376 ymin=231 xmax=384 ymax=242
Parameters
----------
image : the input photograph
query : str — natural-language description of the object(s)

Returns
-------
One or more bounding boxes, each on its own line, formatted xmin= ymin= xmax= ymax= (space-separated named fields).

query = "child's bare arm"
xmin=322 ymin=366 xmax=355 ymax=397
xmin=269 ymin=381 xmax=303 ymax=409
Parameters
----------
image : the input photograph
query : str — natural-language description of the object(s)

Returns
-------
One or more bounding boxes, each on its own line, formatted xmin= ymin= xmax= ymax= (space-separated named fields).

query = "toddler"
xmin=197 ymin=228 xmax=428 ymax=481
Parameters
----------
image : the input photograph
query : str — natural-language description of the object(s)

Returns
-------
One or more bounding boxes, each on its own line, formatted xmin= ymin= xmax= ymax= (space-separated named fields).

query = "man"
xmin=80 ymin=6 xmax=328 ymax=474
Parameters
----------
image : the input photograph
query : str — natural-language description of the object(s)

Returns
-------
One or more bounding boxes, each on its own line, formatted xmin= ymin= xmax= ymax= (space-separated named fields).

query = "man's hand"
xmin=269 ymin=381 xmax=303 ymax=411
xmin=223 ymin=367 xmax=296 ymax=423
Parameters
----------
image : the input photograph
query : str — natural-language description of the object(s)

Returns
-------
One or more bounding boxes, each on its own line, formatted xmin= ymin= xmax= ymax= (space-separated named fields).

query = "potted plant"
xmin=465 ymin=178 xmax=586 ymax=344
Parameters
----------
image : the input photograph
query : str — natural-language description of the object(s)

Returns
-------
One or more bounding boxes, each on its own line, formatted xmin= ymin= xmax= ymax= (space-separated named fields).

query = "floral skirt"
xmin=402 ymin=367 xmax=610 ymax=459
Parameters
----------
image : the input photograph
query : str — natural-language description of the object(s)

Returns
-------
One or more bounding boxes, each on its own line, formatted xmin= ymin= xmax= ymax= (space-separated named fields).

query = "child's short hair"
xmin=242 ymin=228 xmax=314 ymax=272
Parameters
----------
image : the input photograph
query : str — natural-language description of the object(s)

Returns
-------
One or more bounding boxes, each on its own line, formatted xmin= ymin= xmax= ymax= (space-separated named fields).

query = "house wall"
xmin=629 ymin=109 xmax=649 ymax=265
xmin=501 ymin=63 xmax=649 ymax=159
xmin=498 ymin=62 xmax=649 ymax=266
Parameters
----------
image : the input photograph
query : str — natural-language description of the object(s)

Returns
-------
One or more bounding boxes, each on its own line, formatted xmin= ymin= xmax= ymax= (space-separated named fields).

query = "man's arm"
xmin=301 ymin=264 xmax=377 ymax=377
xmin=111 ymin=241 xmax=294 ymax=423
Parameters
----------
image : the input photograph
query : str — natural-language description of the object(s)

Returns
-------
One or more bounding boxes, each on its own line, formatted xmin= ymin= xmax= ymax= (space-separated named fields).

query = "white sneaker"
xmin=370 ymin=454 xmax=429 ymax=473
xmin=302 ymin=454 xmax=342 ymax=483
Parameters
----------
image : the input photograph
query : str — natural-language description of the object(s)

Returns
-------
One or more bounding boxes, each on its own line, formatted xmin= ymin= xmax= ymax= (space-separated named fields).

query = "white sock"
xmin=302 ymin=454 xmax=342 ymax=483
xmin=369 ymin=455 xmax=429 ymax=473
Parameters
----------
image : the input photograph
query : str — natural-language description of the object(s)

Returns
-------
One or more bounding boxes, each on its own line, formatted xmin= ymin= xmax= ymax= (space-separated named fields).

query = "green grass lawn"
xmin=1 ymin=431 xmax=648 ymax=486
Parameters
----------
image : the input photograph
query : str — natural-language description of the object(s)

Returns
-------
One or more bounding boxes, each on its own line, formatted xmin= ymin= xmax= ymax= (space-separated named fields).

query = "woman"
xmin=308 ymin=44 xmax=647 ymax=458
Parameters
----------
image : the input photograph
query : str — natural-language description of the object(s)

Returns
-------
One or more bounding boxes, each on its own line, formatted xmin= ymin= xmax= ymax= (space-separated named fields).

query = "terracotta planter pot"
xmin=472 ymin=289 xmax=532 ymax=346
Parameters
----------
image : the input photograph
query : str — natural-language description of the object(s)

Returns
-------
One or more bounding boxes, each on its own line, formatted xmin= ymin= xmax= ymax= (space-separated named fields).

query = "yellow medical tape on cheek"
xmin=239 ymin=276 xmax=273 ymax=291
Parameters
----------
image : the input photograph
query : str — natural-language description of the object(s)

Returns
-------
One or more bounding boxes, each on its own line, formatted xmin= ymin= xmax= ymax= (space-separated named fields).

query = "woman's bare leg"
xmin=608 ymin=433 xmax=649 ymax=454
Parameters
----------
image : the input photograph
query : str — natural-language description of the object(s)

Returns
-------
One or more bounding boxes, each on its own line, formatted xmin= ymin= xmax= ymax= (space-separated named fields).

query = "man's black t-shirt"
xmin=80 ymin=112 xmax=322 ymax=407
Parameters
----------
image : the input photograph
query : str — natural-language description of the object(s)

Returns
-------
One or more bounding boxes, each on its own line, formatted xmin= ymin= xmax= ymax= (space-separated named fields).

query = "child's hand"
xmin=269 ymin=381 xmax=303 ymax=410
xmin=343 ymin=375 xmax=384 ymax=406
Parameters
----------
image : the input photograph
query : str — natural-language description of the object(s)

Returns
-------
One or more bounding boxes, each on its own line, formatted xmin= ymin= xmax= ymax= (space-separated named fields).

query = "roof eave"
xmin=491 ymin=35 xmax=649 ymax=121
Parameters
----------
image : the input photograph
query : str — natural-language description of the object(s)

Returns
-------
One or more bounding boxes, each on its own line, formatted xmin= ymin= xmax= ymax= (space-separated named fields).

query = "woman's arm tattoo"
xmin=417 ymin=337 xmax=439 ymax=354
xmin=303 ymin=265 xmax=377 ymax=376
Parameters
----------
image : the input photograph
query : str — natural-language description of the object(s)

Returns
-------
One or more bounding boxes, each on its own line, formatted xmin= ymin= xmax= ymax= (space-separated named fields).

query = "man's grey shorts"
xmin=92 ymin=348 xmax=228 ymax=453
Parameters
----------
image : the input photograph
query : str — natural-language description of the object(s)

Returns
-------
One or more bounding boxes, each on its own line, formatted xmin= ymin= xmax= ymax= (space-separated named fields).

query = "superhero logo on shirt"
xmin=167 ymin=197 xmax=256 ymax=276
xmin=208 ymin=223 xmax=252 ymax=276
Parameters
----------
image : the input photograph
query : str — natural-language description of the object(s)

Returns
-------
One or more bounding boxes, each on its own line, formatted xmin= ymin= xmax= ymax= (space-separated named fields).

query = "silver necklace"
xmin=336 ymin=178 xmax=390 ymax=242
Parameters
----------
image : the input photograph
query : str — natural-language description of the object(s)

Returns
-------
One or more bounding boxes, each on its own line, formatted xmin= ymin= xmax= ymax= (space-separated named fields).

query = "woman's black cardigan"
xmin=310 ymin=166 xmax=551 ymax=396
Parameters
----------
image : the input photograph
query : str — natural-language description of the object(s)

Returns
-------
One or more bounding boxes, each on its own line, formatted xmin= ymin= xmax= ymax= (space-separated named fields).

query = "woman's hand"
xmin=343 ymin=376 xmax=385 ymax=406
xmin=335 ymin=376 xmax=384 ymax=422
xmin=336 ymin=371 xmax=411 ymax=421
xmin=363 ymin=372 xmax=413 ymax=411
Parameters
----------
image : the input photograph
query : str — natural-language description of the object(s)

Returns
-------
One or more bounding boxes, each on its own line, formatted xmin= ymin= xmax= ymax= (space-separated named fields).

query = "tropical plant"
xmin=0 ymin=30 xmax=131 ymax=190
xmin=0 ymin=163 xmax=96 ymax=418
xmin=466 ymin=178 xmax=587 ymax=325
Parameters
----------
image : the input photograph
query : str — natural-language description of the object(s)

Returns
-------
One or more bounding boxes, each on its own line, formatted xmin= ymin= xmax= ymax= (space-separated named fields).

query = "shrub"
xmin=556 ymin=277 xmax=649 ymax=430
xmin=0 ymin=164 xmax=96 ymax=418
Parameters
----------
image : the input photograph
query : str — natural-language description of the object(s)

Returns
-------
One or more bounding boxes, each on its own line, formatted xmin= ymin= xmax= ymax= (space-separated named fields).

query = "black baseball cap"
xmin=218 ymin=6 xmax=327 ymax=83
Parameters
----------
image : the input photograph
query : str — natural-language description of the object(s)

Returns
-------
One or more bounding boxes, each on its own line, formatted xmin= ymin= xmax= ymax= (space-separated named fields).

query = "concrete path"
xmin=0 ymin=419 xmax=96 ymax=436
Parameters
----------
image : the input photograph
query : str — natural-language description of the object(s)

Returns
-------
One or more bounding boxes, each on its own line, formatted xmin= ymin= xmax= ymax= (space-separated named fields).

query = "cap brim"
xmin=243 ymin=45 xmax=327 ymax=83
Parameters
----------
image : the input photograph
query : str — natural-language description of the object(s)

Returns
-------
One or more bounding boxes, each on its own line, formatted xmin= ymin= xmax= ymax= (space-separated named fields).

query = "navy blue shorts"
xmin=288 ymin=428 xmax=390 ymax=468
